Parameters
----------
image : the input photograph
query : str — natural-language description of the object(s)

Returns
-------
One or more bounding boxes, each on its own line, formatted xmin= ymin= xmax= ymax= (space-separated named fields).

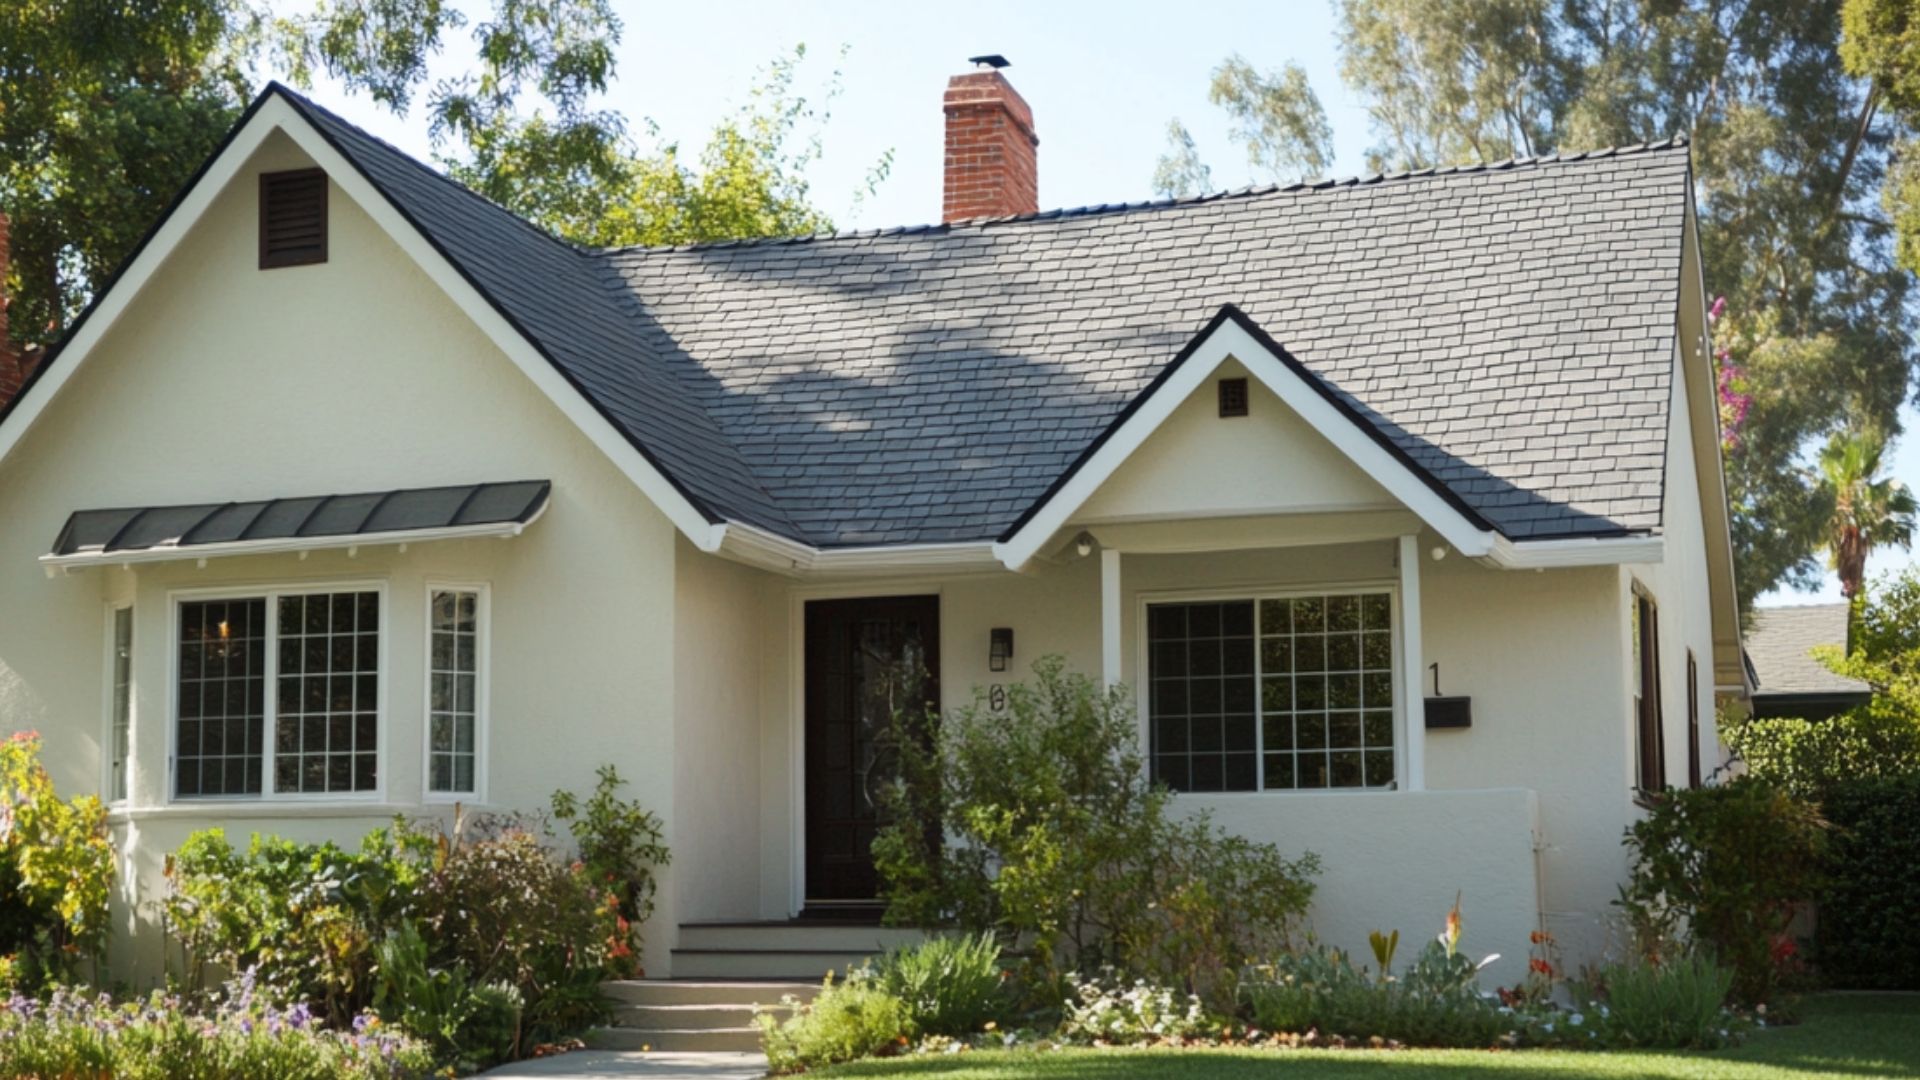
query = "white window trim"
xmin=421 ymin=581 xmax=490 ymax=804
xmin=102 ymin=601 xmax=134 ymax=805
xmin=165 ymin=579 xmax=390 ymax=805
xmin=1134 ymin=578 xmax=1406 ymax=796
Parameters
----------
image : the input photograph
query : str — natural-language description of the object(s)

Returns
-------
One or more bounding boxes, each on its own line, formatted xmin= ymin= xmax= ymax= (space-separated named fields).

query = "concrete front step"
xmin=604 ymin=979 xmax=819 ymax=1007
xmin=670 ymin=948 xmax=880 ymax=981
xmin=677 ymin=921 xmax=928 ymax=954
xmin=613 ymin=1003 xmax=796 ymax=1031
xmin=586 ymin=1025 xmax=762 ymax=1053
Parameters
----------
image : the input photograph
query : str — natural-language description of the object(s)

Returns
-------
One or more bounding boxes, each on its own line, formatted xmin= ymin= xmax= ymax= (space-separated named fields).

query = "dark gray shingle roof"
xmin=292 ymin=87 xmax=1691 ymax=548
xmin=1746 ymin=604 xmax=1871 ymax=696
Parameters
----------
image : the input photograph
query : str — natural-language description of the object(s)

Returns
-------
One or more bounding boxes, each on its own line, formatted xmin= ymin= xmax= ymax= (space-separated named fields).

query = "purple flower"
xmin=286 ymin=1002 xmax=314 ymax=1029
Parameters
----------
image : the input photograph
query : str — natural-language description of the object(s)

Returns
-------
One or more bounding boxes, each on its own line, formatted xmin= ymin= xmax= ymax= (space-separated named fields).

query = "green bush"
xmin=0 ymin=982 xmax=431 ymax=1079
xmin=1616 ymin=778 xmax=1827 ymax=1007
xmin=371 ymin=920 xmax=522 ymax=1071
xmin=758 ymin=977 xmax=911 ymax=1074
xmin=550 ymin=764 xmax=670 ymax=975
xmin=0 ymin=731 xmax=114 ymax=992
xmin=1723 ymin=712 xmax=1920 ymax=801
xmin=1818 ymin=772 xmax=1920 ymax=989
xmin=1240 ymin=939 xmax=1507 ymax=1048
xmin=867 ymin=933 xmax=1008 ymax=1037
xmin=875 ymin=657 xmax=1318 ymax=1007
xmin=1583 ymin=952 xmax=1738 ymax=1049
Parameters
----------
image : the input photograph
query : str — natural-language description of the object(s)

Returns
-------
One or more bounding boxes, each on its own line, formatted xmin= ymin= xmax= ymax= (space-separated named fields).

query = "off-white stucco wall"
xmin=0 ymin=131 xmax=682 ymax=981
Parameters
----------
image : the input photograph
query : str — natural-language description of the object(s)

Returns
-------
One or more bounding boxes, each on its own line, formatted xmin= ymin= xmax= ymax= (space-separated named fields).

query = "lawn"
xmin=814 ymin=994 xmax=1920 ymax=1079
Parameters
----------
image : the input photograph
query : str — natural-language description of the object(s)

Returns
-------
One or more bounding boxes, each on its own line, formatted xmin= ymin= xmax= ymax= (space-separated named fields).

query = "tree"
xmin=1170 ymin=2 xmax=1917 ymax=609
xmin=1820 ymin=426 xmax=1917 ymax=599
xmin=1153 ymin=56 xmax=1331 ymax=197
xmin=1151 ymin=119 xmax=1212 ymax=199
xmin=1 ymin=4 xmax=874 ymax=347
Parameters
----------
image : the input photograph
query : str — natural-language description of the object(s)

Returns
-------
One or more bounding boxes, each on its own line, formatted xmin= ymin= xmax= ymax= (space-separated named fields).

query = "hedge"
xmin=1819 ymin=772 xmax=1920 ymax=989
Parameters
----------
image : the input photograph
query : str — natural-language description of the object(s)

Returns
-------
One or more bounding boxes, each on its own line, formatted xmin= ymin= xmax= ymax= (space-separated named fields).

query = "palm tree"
xmin=1819 ymin=427 xmax=1918 ymax=600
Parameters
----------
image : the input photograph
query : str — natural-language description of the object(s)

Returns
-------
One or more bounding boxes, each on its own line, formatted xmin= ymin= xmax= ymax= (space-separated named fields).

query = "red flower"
xmin=1529 ymin=958 xmax=1555 ymax=977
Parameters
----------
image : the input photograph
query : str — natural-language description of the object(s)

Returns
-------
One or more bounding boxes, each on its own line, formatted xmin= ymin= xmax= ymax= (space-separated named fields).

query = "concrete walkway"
xmin=479 ymin=1050 xmax=767 ymax=1079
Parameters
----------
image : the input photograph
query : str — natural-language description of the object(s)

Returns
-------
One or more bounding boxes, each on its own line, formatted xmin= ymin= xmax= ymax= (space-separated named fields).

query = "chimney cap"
xmin=967 ymin=54 xmax=1011 ymax=70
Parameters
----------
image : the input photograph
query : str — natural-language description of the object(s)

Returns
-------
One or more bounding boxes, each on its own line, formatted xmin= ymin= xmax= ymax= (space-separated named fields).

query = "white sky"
xmin=274 ymin=0 xmax=1917 ymax=604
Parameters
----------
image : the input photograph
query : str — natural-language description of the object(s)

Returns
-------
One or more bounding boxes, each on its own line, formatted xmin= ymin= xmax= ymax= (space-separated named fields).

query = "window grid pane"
xmin=110 ymin=607 xmax=133 ymax=802
xmin=274 ymin=591 xmax=379 ymax=794
xmin=175 ymin=599 xmax=266 ymax=797
xmin=1147 ymin=601 xmax=1258 ymax=792
xmin=428 ymin=590 xmax=479 ymax=794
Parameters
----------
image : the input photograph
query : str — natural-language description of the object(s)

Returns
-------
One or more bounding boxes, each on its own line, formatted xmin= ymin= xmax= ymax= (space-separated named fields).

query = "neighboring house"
xmin=1746 ymin=603 xmax=1871 ymax=720
xmin=0 ymin=65 xmax=1744 ymax=989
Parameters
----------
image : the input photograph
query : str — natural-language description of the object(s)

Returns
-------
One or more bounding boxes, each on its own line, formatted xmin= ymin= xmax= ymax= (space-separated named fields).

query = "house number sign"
xmin=988 ymin=684 xmax=1008 ymax=713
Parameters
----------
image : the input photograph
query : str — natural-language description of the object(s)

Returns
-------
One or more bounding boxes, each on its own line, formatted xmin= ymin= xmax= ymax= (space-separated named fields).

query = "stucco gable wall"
xmin=0 ymin=131 xmax=683 ymax=979
xmin=1072 ymin=359 xmax=1400 ymax=525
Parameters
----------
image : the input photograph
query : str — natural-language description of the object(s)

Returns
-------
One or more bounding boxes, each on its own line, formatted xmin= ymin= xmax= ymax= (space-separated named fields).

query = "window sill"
xmin=106 ymin=801 xmax=455 ymax=824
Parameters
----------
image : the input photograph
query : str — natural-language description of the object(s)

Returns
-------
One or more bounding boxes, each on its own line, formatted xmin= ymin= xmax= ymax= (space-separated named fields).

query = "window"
xmin=1148 ymin=591 xmax=1395 ymax=793
xmin=108 ymin=606 xmax=133 ymax=802
xmin=258 ymin=169 xmax=328 ymax=268
xmin=426 ymin=588 xmax=484 ymax=796
xmin=1632 ymin=586 xmax=1665 ymax=797
xmin=1686 ymin=650 xmax=1702 ymax=789
xmin=174 ymin=588 xmax=380 ymax=799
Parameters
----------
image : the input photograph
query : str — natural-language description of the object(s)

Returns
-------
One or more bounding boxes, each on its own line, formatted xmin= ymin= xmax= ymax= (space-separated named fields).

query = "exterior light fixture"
xmin=1074 ymin=532 xmax=1095 ymax=557
xmin=989 ymin=627 xmax=1014 ymax=672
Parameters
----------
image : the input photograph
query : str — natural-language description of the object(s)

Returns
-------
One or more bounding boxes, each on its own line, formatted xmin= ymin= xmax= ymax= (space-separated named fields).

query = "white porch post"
xmin=1398 ymin=534 xmax=1427 ymax=791
xmin=1101 ymin=548 xmax=1123 ymax=689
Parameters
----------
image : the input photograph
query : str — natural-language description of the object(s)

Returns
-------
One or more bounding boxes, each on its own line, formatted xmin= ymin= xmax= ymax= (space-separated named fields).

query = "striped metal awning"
xmin=43 ymin=481 xmax=550 ymax=570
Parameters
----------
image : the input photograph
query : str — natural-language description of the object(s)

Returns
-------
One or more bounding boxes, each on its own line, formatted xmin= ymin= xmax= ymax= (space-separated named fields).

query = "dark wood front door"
xmin=803 ymin=595 xmax=940 ymax=917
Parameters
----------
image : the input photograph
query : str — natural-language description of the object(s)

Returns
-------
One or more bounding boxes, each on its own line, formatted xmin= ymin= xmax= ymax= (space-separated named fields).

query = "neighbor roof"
xmin=15 ymin=85 xmax=1697 ymax=551
xmin=1746 ymin=604 xmax=1871 ymax=697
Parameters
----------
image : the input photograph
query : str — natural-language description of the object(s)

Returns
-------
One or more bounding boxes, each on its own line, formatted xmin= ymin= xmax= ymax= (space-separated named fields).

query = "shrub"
xmin=1581 ymin=952 xmax=1739 ymax=1049
xmin=866 ymin=933 xmax=1008 ymax=1037
xmin=875 ymin=657 xmax=1318 ymax=1006
xmin=1723 ymin=712 xmax=1920 ymax=801
xmin=0 ymin=981 xmax=431 ymax=1079
xmin=1616 ymin=778 xmax=1826 ymax=1007
xmin=550 ymin=764 xmax=670 ymax=975
xmin=1818 ymin=772 xmax=1920 ymax=989
xmin=371 ymin=920 xmax=522 ymax=1071
xmin=0 ymin=731 xmax=113 ymax=991
xmin=758 ymin=977 xmax=911 ymax=1074
xmin=1060 ymin=970 xmax=1212 ymax=1044
xmin=163 ymin=826 xmax=419 ymax=1024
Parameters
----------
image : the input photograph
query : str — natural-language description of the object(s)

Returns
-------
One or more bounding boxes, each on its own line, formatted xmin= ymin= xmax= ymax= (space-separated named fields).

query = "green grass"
xmin=813 ymin=994 xmax=1920 ymax=1079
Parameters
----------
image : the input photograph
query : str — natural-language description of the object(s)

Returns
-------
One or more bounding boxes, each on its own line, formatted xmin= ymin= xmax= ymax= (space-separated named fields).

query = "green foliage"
xmin=1580 ymin=953 xmax=1739 ymax=1049
xmin=550 ymin=763 xmax=669 ymax=974
xmin=874 ymin=657 xmax=1318 ymax=1007
xmin=0 ymin=731 xmax=114 ymax=992
xmin=1150 ymin=120 xmax=1212 ymax=199
xmin=163 ymin=826 xmax=420 ymax=1024
xmin=1844 ymin=0 xmax=1920 ymax=275
xmin=0 ymin=983 xmax=430 ymax=1080
xmin=371 ymin=921 xmax=521 ymax=1072
xmin=1060 ymin=970 xmax=1213 ymax=1044
xmin=1241 ymin=938 xmax=1508 ymax=1049
xmin=865 ymin=934 xmax=1008 ymax=1038
xmin=1818 ymin=427 xmax=1917 ymax=599
xmin=1616 ymin=779 xmax=1828 ymax=1006
xmin=1723 ymin=712 xmax=1920 ymax=802
xmin=1816 ymin=772 xmax=1920 ymax=989
xmin=758 ymin=975 xmax=911 ymax=1074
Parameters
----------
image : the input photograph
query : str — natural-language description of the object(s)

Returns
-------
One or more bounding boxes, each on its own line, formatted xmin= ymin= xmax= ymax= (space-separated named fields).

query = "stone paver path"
xmin=479 ymin=1049 xmax=766 ymax=1079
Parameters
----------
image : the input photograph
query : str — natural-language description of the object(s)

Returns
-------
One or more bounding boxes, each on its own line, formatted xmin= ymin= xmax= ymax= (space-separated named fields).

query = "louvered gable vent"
xmin=258 ymin=169 xmax=328 ymax=269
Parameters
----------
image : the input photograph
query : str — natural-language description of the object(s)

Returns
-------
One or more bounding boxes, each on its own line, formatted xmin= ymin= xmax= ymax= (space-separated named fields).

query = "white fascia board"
xmin=717 ymin=521 xmax=1001 ymax=576
xmin=41 ymin=519 xmax=533 ymax=573
xmin=0 ymin=95 xmax=727 ymax=555
xmin=1486 ymin=534 xmax=1665 ymax=569
xmin=992 ymin=316 xmax=1498 ymax=571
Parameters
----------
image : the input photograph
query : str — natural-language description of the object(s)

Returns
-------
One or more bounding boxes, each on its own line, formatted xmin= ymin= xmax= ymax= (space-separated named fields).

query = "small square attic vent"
xmin=1218 ymin=377 xmax=1249 ymax=418
xmin=259 ymin=169 xmax=328 ymax=269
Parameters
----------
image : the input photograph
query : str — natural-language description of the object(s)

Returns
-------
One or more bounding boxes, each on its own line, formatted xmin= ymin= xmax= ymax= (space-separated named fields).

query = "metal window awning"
xmin=42 ymin=481 xmax=550 ymax=572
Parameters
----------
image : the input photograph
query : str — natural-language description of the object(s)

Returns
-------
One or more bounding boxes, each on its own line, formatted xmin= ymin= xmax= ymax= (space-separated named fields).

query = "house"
xmin=1746 ymin=603 xmax=1870 ymax=720
xmin=0 ymin=64 xmax=1744 ymax=990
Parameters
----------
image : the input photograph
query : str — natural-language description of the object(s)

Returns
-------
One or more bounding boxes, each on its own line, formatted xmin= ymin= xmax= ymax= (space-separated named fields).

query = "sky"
xmin=282 ymin=0 xmax=1917 ymax=606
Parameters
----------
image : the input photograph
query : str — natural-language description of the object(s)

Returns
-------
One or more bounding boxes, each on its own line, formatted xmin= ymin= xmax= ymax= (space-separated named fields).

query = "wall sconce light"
xmin=989 ymin=627 xmax=1014 ymax=672
xmin=1074 ymin=531 xmax=1095 ymax=558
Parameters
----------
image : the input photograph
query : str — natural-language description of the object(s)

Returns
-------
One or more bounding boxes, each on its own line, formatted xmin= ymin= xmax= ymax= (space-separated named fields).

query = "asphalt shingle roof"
xmin=293 ymin=88 xmax=1692 ymax=548
xmin=1746 ymin=604 xmax=1871 ymax=697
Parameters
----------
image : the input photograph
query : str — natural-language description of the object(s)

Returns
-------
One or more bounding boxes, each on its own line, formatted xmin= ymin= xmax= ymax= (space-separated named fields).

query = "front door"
xmin=802 ymin=595 xmax=940 ymax=918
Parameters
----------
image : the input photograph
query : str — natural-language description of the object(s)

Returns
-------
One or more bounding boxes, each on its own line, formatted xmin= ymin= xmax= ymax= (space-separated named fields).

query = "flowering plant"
xmin=1059 ymin=969 xmax=1213 ymax=1044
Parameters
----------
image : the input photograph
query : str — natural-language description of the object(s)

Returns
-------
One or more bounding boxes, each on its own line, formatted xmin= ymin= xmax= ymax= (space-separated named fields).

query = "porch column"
xmin=1101 ymin=548 xmax=1123 ymax=689
xmin=1399 ymin=534 xmax=1427 ymax=791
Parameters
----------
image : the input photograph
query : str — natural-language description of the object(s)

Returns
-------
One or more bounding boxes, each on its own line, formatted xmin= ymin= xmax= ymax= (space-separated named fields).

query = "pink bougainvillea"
xmin=1708 ymin=297 xmax=1752 ymax=452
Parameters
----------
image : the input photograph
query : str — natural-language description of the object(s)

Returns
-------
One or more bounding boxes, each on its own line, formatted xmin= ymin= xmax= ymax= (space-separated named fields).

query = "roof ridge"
xmin=269 ymin=83 xmax=591 ymax=262
xmin=599 ymin=134 xmax=1692 ymax=256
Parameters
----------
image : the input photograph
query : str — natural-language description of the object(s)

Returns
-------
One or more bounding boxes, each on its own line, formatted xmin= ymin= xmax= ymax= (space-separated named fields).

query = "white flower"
xmin=1569 ymin=1013 xmax=1584 ymax=1026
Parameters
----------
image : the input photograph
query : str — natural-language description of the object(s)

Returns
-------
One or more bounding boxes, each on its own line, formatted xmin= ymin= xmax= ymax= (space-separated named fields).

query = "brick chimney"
xmin=943 ymin=60 xmax=1039 ymax=223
